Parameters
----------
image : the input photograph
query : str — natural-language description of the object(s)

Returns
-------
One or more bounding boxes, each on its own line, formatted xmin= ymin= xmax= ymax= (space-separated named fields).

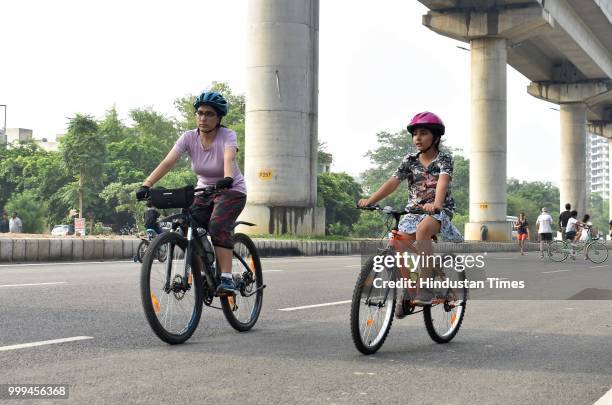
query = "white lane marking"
xmin=541 ymin=270 xmax=571 ymax=274
xmin=262 ymin=270 xmax=283 ymax=273
xmin=0 ymin=336 xmax=93 ymax=352
xmin=278 ymin=300 xmax=352 ymax=312
xmin=0 ymin=282 xmax=67 ymax=288
xmin=594 ymin=386 xmax=612 ymax=405
xmin=0 ymin=261 xmax=133 ymax=268
xmin=262 ymin=256 xmax=360 ymax=262
xmin=344 ymin=265 xmax=361 ymax=268
xmin=590 ymin=265 xmax=608 ymax=269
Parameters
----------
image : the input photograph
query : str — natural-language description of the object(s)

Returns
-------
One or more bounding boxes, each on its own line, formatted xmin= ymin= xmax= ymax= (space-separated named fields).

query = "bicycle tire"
xmin=350 ymin=255 xmax=396 ymax=355
xmin=220 ymin=233 xmax=264 ymax=332
xmin=548 ymin=240 xmax=568 ymax=262
xmin=586 ymin=241 xmax=608 ymax=264
xmin=140 ymin=232 xmax=203 ymax=344
xmin=136 ymin=240 xmax=148 ymax=263
xmin=423 ymin=255 xmax=467 ymax=344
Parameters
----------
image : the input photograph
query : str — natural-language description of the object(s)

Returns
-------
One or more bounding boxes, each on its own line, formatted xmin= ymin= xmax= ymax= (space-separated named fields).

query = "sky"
xmin=1 ymin=0 xmax=562 ymax=184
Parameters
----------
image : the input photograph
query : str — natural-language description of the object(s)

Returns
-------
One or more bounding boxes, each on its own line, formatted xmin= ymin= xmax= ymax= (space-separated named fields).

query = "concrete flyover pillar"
xmin=464 ymin=38 xmax=511 ymax=241
xmin=420 ymin=5 xmax=556 ymax=241
xmin=559 ymin=103 xmax=587 ymax=216
xmin=528 ymin=81 xmax=610 ymax=219
xmin=241 ymin=0 xmax=324 ymax=235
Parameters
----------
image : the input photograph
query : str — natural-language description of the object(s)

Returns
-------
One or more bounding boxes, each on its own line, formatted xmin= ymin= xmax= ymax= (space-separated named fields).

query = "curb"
xmin=0 ymin=237 xmax=578 ymax=263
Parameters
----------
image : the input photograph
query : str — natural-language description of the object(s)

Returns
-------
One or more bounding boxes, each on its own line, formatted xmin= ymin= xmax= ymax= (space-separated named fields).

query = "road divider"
xmin=1 ymin=238 xmax=607 ymax=264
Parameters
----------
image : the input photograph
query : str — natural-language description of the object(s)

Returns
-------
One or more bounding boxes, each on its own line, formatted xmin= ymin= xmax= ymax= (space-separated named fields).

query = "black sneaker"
xmin=217 ymin=277 xmax=237 ymax=295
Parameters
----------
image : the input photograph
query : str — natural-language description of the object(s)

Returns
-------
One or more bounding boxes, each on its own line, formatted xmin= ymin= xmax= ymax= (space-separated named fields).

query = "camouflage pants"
xmin=191 ymin=190 xmax=247 ymax=249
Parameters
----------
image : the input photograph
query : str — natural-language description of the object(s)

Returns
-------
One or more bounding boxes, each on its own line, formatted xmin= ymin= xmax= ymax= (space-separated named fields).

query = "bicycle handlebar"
xmin=357 ymin=204 xmax=440 ymax=215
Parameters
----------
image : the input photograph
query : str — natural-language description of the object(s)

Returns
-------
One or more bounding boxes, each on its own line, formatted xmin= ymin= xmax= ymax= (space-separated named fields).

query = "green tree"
xmin=4 ymin=190 xmax=47 ymax=233
xmin=317 ymin=172 xmax=363 ymax=235
xmin=360 ymin=130 xmax=417 ymax=211
xmin=99 ymin=106 xmax=127 ymax=144
xmin=129 ymin=107 xmax=178 ymax=153
xmin=452 ymin=154 xmax=469 ymax=216
xmin=60 ymin=114 xmax=106 ymax=218
xmin=351 ymin=210 xmax=387 ymax=238
xmin=100 ymin=182 xmax=146 ymax=228
xmin=0 ymin=142 xmax=41 ymax=209
xmin=588 ymin=193 xmax=609 ymax=237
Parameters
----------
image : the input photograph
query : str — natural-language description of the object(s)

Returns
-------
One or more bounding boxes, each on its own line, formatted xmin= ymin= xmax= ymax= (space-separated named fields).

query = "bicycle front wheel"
xmin=423 ymin=254 xmax=467 ymax=344
xmin=141 ymin=232 xmax=203 ymax=344
xmin=586 ymin=241 xmax=608 ymax=264
xmin=220 ymin=233 xmax=264 ymax=332
xmin=136 ymin=240 xmax=148 ymax=263
xmin=350 ymin=255 xmax=397 ymax=355
xmin=548 ymin=240 xmax=568 ymax=262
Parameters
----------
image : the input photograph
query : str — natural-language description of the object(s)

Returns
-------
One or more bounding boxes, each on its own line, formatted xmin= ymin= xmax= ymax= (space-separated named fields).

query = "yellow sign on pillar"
xmin=479 ymin=203 xmax=488 ymax=209
xmin=259 ymin=169 xmax=273 ymax=180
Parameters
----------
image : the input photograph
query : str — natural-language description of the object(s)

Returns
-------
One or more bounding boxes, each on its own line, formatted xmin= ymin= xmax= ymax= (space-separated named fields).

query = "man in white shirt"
xmin=8 ymin=212 xmax=22 ymax=233
xmin=536 ymin=207 xmax=553 ymax=258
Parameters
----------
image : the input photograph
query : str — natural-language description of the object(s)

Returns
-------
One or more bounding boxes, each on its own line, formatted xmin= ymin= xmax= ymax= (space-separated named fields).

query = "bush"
xmin=4 ymin=190 xmax=48 ymax=233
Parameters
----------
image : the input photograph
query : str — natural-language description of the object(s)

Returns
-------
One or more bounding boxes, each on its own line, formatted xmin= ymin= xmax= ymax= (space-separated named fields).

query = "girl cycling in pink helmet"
xmin=358 ymin=112 xmax=463 ymax=313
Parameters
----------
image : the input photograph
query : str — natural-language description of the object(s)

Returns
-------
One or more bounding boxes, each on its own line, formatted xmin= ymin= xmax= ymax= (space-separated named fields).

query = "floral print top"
xmin=393 ymin=150 xmax=456 ymax=217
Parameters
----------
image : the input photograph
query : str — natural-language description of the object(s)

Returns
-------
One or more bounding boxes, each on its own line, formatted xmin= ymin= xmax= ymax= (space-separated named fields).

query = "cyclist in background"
xmin=136 ymin=91 xmax=247 ymax=295
xmin=564 ymin=210 xmax=579 ymax=241
xmin=144 ymin=201 xmax=163 ymax=235
xmin=577 ymin=214 xmax=592 ymax=242
xmin=357 ymin=112 xmax=463 ymax=314
xmin=559 ymin=203 xmax=572 ymax=240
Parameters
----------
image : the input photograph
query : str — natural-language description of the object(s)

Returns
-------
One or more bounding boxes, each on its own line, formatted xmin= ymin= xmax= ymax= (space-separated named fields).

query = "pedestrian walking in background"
xmin=536 ymin=207 xmax=553 ymax=259
xmin=9 ymin=212 xmax=22 ymax=233
xmin=0 ymin=212 xmax=9 ymax=233
xmin=515 ymin=212 xmax=529 ymax=255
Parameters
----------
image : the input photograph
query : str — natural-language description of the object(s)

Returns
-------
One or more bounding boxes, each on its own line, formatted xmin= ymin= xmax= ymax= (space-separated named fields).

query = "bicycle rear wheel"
xmin=141 ymin=232 xmax=203 ymax=344
xmin=548 ymin=240 xmax=568 ymax=262
xmin=220 ymin=233 xmax=264 ymax=332
xmin=586 ymin=241 xmax=608 ymax=264
xmin=350 ymin=255 xmax=397 ymax=355
xmin=423 ymin=255 xmax=467 ymax=344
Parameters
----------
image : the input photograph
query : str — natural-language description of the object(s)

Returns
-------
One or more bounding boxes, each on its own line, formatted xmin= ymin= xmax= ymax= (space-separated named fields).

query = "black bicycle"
xmin=135 ymin=229 xmax=167 ymax=263
xmin=350 ymin=205 xmax=467 ymax=354
xmin=139 ymin=185 xmax=265 ymax=344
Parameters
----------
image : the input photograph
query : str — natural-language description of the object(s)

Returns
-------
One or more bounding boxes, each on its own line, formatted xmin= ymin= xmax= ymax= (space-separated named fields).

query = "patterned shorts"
xmin=191 ymin=189 xmax=247 ymax=249
xmin=398 ymin=210 xmax=464 ymax=242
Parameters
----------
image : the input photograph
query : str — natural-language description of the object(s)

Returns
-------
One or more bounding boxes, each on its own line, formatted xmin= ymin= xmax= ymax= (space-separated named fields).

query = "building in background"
xmin=586 ymin=132 xmax=609 ymax=199
xmin=6 ymin=128 xmax=33 ymax=144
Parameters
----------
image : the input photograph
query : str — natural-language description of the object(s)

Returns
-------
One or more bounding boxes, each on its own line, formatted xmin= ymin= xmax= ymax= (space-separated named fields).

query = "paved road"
xmin=0 ymin=253 xmax=611 ymax=404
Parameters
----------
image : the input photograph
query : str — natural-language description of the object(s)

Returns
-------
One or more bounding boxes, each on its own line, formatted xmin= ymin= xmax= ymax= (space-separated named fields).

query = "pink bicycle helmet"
xmin=406 ymin=112 xmax=445 ymax=136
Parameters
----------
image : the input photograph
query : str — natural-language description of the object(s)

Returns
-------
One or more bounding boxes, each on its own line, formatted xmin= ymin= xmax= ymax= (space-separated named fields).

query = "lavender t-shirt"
xmin=172 ymin=128 xmax=246 ymax=194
